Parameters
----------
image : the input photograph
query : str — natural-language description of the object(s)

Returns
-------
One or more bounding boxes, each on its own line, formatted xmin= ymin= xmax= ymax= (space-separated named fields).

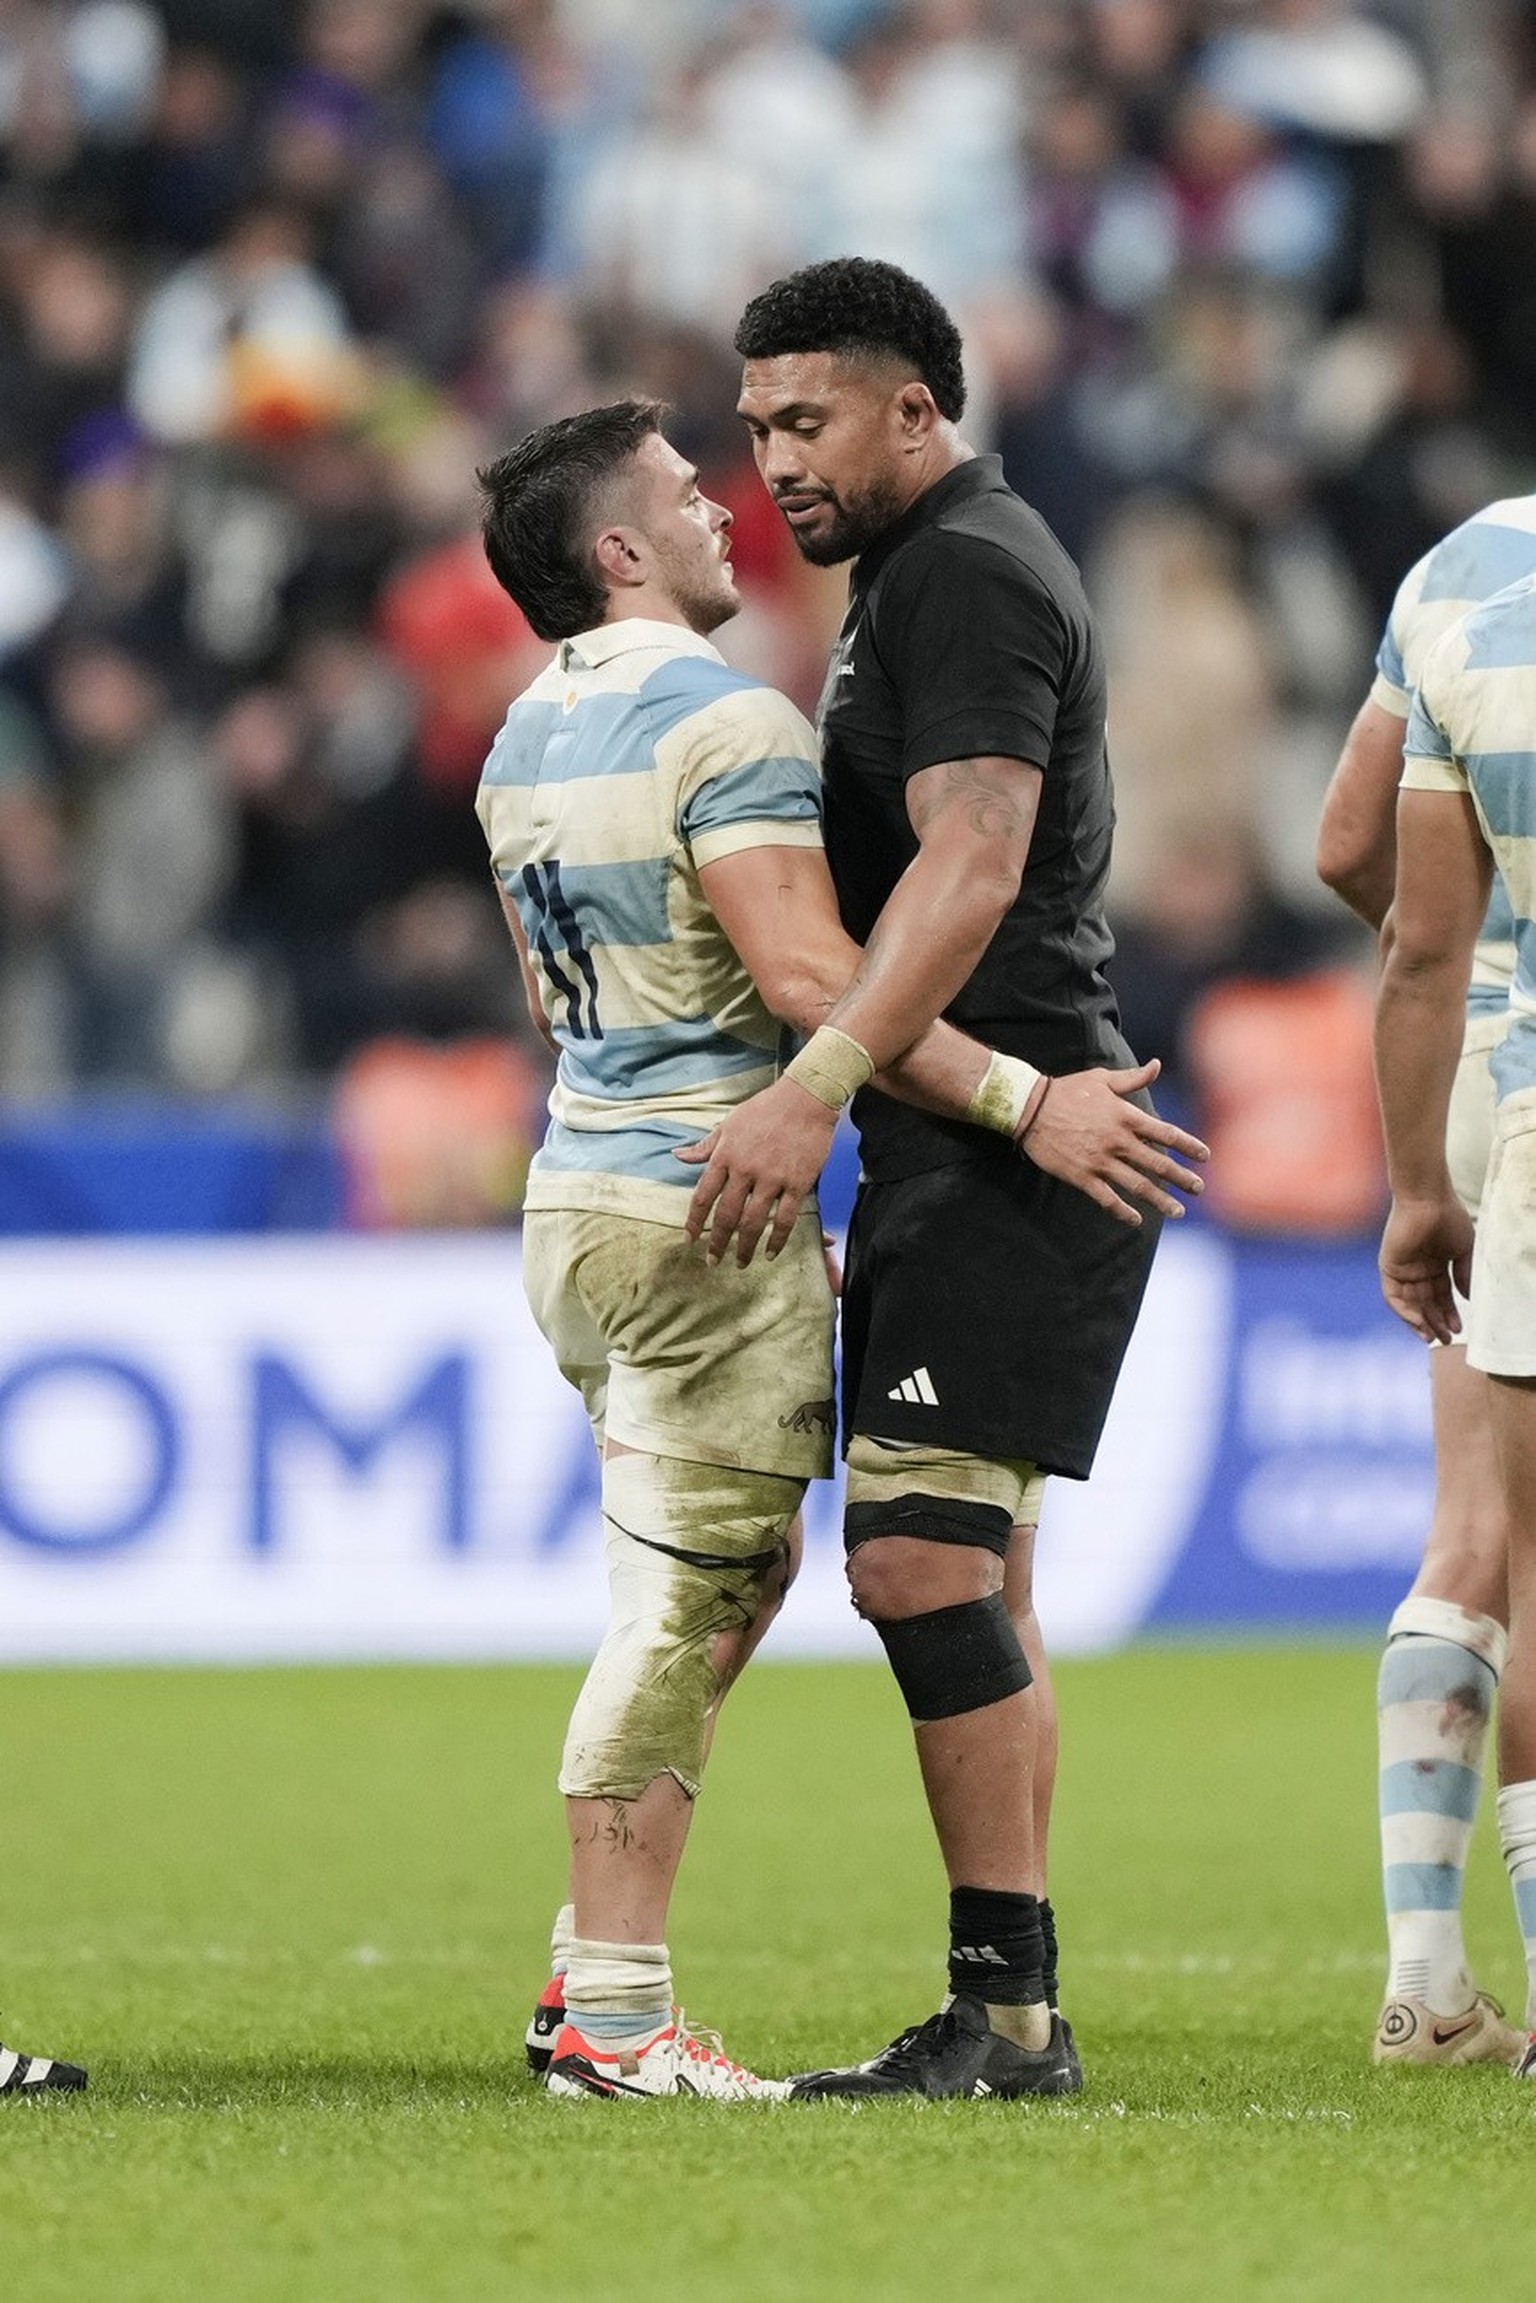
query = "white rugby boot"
xmin=546 ymin=2012 xmax=787 ymax=2101
xmin=1372 ymin=1991 xmax=1524 ymax=2066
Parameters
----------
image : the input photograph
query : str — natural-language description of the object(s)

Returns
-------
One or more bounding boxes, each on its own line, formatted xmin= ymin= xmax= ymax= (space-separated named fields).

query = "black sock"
xmin=948 ymin=1885 xmax=1045 ymax=2006
xmin=1039 ymin=1896 xmax=1060 ymax=2010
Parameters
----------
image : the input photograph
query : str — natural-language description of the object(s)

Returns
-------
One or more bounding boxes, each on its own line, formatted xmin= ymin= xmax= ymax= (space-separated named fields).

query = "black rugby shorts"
xmin=839 ymin=1150 xmax=1161 ymax=1478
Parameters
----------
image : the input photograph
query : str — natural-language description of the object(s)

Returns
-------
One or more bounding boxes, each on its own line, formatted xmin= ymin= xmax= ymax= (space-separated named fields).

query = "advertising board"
xmin=0 ymin=1229 xmax=1431 ymax=1662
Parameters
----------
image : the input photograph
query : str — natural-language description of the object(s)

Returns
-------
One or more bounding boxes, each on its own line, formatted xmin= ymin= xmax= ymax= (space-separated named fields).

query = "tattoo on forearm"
xmin=909 ymin=758 xmax=1029 ymax=841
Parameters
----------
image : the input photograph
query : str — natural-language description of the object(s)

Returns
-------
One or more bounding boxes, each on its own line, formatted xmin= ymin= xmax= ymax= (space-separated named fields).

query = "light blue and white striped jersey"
xmin=1404 ymin=572 xmax=1536 ymax=1101
xmin=476 ymin=617 xmax=824 ymax=1222
xmin=1374 ymin=497 xmax=1536 ymax=1014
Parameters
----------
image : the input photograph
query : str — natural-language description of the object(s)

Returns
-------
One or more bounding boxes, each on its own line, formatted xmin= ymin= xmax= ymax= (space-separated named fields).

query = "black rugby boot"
xmin=1057 ymin=2015 xmax=1084 ymax=2091
xmin=0 ymin=2041 xmax=87 ymax=2095
xmin=789 ymin=1993 xmax=1081 ymax=2101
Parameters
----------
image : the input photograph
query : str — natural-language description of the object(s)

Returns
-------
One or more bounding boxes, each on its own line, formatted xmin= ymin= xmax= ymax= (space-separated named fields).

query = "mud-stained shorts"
xmin=1447 ymin=1009 xmax=1507 ymax=1220
xmin=522 ymin=1204 xmax=837 ymax=1480
xmin=1467 ymin=1084 xmax=1536 ymax=1379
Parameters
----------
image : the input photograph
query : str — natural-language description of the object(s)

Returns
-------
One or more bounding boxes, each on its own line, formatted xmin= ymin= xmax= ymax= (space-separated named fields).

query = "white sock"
xmin=1377 ymin=1597 xmax=1504 ymax=2011
xmin=563 ymin=1937 xmax=672 ymax=2046
xmin=550 ymin=1901 xmax=575 ymax=1978
xmin=1497 ymin=1779 xmax=1536 ymax=2033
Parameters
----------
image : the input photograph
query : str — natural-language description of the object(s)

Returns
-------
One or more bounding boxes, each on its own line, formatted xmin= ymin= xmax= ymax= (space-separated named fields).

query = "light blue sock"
xmin=1498 ymin=1780 xmax=1536 ymax=2034
xmin=1377 ymin=1597 xmax=1504 ymax=2010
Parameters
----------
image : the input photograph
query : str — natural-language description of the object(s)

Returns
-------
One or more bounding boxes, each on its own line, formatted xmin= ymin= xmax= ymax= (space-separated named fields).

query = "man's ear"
xmin=593 ymin=523 xmax=647 ymax=591
xmin=895 ymin=381 xmax=940 ymax=448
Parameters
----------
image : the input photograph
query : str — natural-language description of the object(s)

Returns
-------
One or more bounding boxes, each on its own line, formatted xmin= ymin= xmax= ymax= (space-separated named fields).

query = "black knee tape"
xmin=872 ymin=1591 xmax=1033 ymax=1721
xmin=844 ymin=1493 xmax=1014 ymax=1559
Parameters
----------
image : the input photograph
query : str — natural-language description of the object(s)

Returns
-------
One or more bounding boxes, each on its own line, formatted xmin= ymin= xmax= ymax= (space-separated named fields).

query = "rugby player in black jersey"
xmin=683 ymin=257 xmax=1203 ymax=2101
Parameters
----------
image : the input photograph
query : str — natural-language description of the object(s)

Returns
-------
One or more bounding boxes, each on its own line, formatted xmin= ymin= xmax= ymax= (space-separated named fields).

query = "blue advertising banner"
xmin=1144 ymin=1233 xmax=1433 ymax=1630
xmin=0 ymin=1226 xmax=1433 ymax=1663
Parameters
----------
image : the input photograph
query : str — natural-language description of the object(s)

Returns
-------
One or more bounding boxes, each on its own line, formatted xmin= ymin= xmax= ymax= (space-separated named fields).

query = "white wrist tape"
xmin=783 ymin=1025 xmax=875 ymax=1111
xmin=966 ymin=1050 xmax=1045 ymax=1137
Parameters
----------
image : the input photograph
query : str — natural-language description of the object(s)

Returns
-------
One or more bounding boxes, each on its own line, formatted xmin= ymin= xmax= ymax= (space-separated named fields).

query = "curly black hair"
xmin=734 ymin=258 xmax=966 ymax=421
xmin=478 ymin=398 xmax=664 ymax=642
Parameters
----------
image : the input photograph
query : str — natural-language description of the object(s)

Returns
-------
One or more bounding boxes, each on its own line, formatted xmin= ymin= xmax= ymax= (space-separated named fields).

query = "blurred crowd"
xmin=1 ymin=0 xmax=1533 ymax=1197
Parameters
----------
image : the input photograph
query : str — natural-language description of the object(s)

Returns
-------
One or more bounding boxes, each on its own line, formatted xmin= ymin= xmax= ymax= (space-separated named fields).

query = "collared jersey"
xmin=819 ymin=453 xmax=1133 ymax=1181
xmin=1374 ymin=496 xmax=1536 ymax=1014
xmin=476 ymin=617 xmax=823 ymax=1222
xmin=1403 ymin=572 xmax=1536 ymax=1101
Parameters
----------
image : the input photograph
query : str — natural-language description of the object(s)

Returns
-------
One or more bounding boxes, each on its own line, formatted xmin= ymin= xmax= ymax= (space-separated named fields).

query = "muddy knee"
xmin=558 ymin=1453 xmax=803 ymax=1800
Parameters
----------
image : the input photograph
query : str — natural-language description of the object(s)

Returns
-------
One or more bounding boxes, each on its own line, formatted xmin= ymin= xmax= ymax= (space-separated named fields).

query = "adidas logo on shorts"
xmin=888 ymin=1366 xmax=939 ymax=1406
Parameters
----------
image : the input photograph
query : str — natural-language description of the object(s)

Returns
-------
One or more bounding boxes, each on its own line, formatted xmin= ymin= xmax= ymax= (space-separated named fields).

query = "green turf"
xmin=3 ymin=1650 xmax=1531 ymax=2300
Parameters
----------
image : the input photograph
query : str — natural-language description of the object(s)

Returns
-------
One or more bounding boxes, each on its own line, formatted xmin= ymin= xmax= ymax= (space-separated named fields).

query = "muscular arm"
xmin=824 ymin=753 xmax=1043 ymax=1067
xmin=700 ymin=841 xmax=975 ymax=1099
xmin=1316 ymin=698 xmax=1410 ymax=930
xmin=700 ymin=836 xmax=1032 ymax=1121
xmin=1375 ymin=786 xmax=1489 ymax=1341
xmin=686 ymin=758 xmax=1206 ymax=1261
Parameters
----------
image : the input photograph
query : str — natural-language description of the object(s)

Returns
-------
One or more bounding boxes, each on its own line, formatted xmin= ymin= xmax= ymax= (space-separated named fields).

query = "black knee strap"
xmin=844 ymin=1492 xmax=1014 ymax=1559
xmin=871 ymin=1591 xmax=1032 ymax=1721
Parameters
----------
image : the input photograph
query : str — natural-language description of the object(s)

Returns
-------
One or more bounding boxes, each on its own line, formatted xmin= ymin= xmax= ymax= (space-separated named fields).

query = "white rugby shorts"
xmin=1467 ymin=1082 xmax=1536 ymax=1378
xmin=522 ymin=1204 xmax=836 ymax=1478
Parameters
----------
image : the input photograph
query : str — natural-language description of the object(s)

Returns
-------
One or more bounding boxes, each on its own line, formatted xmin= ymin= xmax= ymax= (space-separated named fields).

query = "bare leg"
xmin=1004 ymin=1521 xmax=1054 ymax=1900
xmin=1489 ymin=1375 xmax=1536 ymax=2043
xmin=1410 ymin=1345 xmax=1510 ymax=1620
xmin=567 ymin=1779 xmax=694 ymax=1945
xmin=848 ymin=1537 xmax=1034 ymax=1892
xmin=1489 ymin=1375 xmax=1536 ymax=1785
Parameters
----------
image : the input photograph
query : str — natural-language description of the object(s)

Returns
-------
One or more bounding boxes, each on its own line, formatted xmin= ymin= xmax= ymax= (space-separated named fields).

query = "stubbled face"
xmin=737 ymin=350 xmax=913 ymax=565
xmin=628 ymin=429 xmax=739 ymax=633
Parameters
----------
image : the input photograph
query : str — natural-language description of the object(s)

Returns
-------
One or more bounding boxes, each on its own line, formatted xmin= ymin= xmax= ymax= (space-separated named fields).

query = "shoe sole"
xmin=546 ymin=2054 xmax=650 ymax=2100
xmin=548 ymin=2060 xmax=786 ymax=2102
xmin=1373 ymin=2036 xmax=1524 ymax=2068
xmin=0 ymin=2070 xmax=88 ymax=2095
xmin=791 ymin=2062 xmax=1080 ymax=2102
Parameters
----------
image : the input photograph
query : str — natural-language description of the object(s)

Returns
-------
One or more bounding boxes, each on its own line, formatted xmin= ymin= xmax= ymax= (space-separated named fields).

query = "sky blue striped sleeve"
xmin=1404 ymin=684 xmax=1455 ymax=770
xmin=1376 ymin=614 xmax=1407 ymax=696
xmin=679 ymin=753 xmax=822 ymax=847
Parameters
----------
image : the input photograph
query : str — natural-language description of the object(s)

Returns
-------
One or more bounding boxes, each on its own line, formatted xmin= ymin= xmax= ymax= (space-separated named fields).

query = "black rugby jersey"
xmin=819 ymin=453 xmax=1134 ymax=1180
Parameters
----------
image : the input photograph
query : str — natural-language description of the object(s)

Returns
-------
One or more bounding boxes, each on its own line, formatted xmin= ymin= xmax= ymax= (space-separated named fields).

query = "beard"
xmin=653 ymin=537 xmax=740 ymax=634
xmin=780 ymin=472 xmax=909 ymax=566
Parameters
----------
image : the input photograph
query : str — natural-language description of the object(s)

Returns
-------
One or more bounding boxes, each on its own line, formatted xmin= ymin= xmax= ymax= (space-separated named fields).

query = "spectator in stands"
xmin=47 ymin=628 xmax=234 ymax=1084
xmin=127 ymin=196 xmax=359 ymax=447
xmin=0 ymin=0 xmax=1527 ymax=1143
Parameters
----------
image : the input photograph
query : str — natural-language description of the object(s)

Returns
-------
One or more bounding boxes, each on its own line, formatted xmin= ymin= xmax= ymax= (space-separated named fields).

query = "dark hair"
xmin=734 ymin=258 xmax=966 ymax=422
xmin=478 ymin=398 xmax=665 ymax=642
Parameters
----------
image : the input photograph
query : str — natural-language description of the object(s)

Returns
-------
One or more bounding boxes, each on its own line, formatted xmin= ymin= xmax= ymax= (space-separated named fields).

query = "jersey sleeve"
xmin=670 ymin=684 xmax=824 ymax=867
xmin=1368 ymin=553 xmax=1429 ymax=718
xmin=1401 ymin=650 xmax=1469 ymax=796
xmin=873 ymin=532 xmax=1068 ymax=779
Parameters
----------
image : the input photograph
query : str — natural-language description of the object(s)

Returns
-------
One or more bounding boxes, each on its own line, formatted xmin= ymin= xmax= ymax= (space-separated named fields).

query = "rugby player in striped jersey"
xmin=1319 ymin=499 xmax=1536 ymax=2069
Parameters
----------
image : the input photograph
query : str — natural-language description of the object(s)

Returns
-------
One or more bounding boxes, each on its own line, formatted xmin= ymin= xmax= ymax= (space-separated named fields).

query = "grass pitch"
xmin=3 ymin=1648 xmax=1531 ymax=2300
